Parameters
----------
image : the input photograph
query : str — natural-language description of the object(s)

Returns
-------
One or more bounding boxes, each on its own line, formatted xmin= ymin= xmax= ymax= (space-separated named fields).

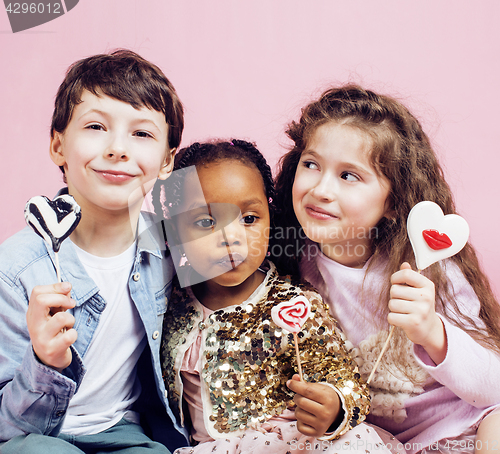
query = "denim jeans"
xmin=0 ymin=418 xmax=172 ymax=454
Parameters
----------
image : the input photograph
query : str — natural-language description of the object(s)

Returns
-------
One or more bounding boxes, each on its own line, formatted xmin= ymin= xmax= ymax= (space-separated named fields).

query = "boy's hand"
xmin=287 ymin=375 xmax=341 ymax=437
xmin=389 ymin=262 xmax=447 ymax=364
xmin=26 ymin=282 xmax=78 ymax=372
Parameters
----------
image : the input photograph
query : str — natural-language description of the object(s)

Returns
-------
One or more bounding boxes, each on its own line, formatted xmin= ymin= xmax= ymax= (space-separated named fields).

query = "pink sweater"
xmin=300 ymin=244 xmax=500 ymax=453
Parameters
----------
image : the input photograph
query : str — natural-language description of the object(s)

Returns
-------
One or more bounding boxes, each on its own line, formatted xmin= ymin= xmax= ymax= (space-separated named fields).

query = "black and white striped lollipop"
xmin=24 ymin=194 xmax=81 ymax=282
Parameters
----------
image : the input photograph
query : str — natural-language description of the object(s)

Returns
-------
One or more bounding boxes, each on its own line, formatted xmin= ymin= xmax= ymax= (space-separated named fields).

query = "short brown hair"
xmin=51 ymin=49 xmax=184 ymax=150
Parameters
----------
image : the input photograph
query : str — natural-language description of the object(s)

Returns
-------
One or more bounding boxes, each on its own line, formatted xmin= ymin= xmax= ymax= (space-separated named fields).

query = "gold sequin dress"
xmin=160 ymin=262 xmax=401 ymax=453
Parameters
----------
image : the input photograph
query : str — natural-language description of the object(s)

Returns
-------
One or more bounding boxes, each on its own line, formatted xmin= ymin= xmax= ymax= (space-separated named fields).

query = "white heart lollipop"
xmin=407 ymin=201 xmax=469 ymax=271
xmin=25 ymin=194 xmax=81 ymax=282
xmin=271 ymin=295 xmax=311 ymax=380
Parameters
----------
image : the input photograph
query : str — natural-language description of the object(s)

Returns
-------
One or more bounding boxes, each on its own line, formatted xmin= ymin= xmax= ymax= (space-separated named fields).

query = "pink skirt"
xmin=175 ymin=421 xmax=406 ymax=454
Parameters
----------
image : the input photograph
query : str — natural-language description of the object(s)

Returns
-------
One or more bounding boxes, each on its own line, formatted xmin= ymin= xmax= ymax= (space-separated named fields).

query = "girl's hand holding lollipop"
xmin=367 ymin=201 xmax=469 ymax=383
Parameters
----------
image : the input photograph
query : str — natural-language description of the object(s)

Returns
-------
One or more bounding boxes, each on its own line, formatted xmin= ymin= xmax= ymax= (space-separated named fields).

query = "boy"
xmin=0 ymin=50 xmax=188 ymax=453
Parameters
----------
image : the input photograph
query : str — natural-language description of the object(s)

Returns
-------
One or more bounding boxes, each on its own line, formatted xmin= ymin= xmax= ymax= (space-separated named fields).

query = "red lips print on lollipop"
xmin=24 ymin=194 xmax=82 ymax=282
xmin=367 ymin=201 xmax=469 ymax=384
xmin=271 ymin=295 xmax=311 ymax=381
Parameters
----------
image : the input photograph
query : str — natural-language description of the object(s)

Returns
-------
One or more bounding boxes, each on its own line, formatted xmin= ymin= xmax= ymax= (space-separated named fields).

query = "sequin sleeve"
xmin=297 ymin=288 xmax=371 ymax=440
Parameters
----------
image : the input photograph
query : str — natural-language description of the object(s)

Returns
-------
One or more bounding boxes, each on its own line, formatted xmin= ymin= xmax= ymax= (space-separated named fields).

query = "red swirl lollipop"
xmin=272 ymin=296 xmax=311 ymax=380
xmin=271 ymin=296 xmax=311 ymax=333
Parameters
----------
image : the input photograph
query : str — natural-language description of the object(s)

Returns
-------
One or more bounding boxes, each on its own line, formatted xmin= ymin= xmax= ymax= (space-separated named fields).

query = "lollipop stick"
xmin=367 ymin=325 xmax=393 ymax=384
xmin=293 ymin=332 xmax=303 ymax=381
xmin=53 ymin=251 xmax=68 ymax=333
xmin=54 ymin=251 xmax=62 ymax=283
xmin=367 ymin=269 xmax=422 ymax=384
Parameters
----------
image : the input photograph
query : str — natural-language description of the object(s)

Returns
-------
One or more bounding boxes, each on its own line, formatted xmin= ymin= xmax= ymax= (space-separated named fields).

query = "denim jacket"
xmin=0 ymin=209 xmax=189 ymax=444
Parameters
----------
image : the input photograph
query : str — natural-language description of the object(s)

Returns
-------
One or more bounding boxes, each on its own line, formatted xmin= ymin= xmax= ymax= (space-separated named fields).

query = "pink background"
xmin=1 ymin=1 xmax=499 ymax=295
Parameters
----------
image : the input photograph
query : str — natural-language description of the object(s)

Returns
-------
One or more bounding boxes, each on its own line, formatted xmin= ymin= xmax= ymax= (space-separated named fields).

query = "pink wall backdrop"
xmin=1 ymin=1 xmax=499 ymax=294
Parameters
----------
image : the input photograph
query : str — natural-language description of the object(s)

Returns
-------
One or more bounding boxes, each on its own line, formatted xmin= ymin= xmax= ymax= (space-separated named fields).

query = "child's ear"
xmin=50 ymin=132 xmax=66 ymax=167
xmin=158 ymin=147 xmax=177 ymax=180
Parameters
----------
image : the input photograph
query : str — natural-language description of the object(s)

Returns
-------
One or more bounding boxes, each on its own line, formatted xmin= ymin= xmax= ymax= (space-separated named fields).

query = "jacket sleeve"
xmin=0 ymin=272 xmax=85 ymax=441
xmin=299 ymin=289 xmax=371 ymax=440
xmin=413 ymin=262 xmax=500 ymax=408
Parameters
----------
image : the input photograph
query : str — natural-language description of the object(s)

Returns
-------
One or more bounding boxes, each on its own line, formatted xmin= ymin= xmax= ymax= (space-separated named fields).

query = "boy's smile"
xmin=94 ymin=169 xmax=136 ymax=183
xmin=50 ymin=90 xmax=174 ymax=220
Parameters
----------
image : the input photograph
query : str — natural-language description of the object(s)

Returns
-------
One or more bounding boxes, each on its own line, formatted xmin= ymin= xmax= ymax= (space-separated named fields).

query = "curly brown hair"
xmin=274 ymin=84 xmax=500 ymax=355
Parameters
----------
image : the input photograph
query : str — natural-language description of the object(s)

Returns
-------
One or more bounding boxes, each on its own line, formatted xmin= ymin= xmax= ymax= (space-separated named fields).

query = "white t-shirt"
xmin=61 ymin=241 xmax=147 ymax=435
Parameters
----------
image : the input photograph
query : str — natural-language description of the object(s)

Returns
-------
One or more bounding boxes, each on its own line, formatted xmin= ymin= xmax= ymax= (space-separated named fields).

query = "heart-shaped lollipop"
xmin=25 ymin=194 xmax=81 ymax=282
xmin=25 ymin=195 xmax=81 ymax=252
xmin=271 ymin=296 xmax=311 ymax=333
xmin=272 ymin=296 xmax=311 ymax=380
xmin=407 ymin=201 xmax=469 ymax=271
